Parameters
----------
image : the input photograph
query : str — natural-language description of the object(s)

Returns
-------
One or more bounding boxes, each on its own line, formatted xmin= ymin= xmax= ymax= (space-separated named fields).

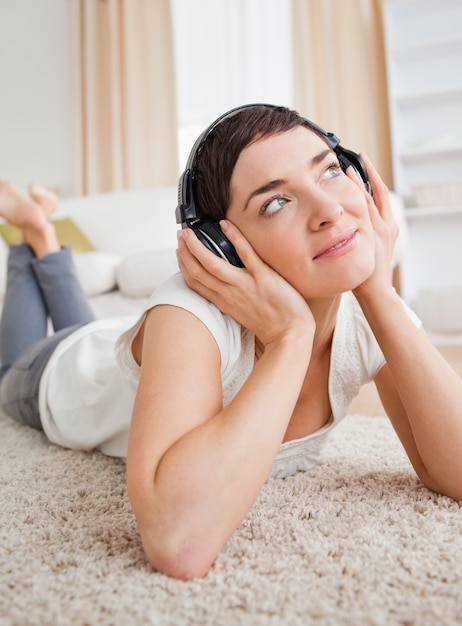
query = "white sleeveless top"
xmin=39 ymin=273 xmax=420 ymax=480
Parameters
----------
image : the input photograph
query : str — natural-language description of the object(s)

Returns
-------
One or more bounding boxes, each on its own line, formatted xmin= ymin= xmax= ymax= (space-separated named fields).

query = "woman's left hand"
xmin=351 ymin=153 xmax=399 ymax=300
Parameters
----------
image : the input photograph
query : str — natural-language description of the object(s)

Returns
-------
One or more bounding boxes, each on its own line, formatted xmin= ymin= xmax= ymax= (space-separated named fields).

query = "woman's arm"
xmin=363 ymin=294 xmax=462 ymax=499
xmin=352 ymin=155 xmax=462 ymax=501
xmin=127 ymin=225 xmax=314 ymax=580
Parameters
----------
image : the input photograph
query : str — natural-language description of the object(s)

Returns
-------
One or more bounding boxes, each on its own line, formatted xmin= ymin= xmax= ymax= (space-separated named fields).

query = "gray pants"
xmin=0 ymin=244 xmax=95 ymax=429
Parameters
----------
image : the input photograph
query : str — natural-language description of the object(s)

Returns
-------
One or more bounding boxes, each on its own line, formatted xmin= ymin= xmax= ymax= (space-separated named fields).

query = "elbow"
xmin=151 ymin=554 xmax=214 ymax=581
xmin=418 ymin=472 xmax=462 ymax=503
xmin=126 ymin=477 xmax=219 ymax=579
xmin=143 ymin=536 xmax=216 ymax=580
xmin=133 ymin=511 xmax=218 ymax=579
xmin=426 ymin=482 xmax=462 ymax=503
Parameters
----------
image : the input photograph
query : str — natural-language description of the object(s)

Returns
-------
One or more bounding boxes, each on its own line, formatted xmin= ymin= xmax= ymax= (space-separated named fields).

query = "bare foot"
xmin=0 ymin=180 xmax=60 ymax=256
xmin=0 ymin=181 xmax=49 ymax=229
xmin=29 ymin=183 xmax=58 ymax=218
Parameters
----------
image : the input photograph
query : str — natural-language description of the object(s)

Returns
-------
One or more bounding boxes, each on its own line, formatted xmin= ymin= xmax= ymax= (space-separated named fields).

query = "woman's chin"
xmin=348 ymin=263 xmax=377 ymax=292
xmin=331 ymin=264 xmax=377 ymax=296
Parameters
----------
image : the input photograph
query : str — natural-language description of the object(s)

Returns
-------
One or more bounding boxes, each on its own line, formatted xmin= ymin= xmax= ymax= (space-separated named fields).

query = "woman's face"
xmin=226 ymin=126 xmax=376 ymax=300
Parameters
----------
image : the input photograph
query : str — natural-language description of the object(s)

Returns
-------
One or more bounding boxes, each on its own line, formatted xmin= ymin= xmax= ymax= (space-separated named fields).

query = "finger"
xmin=346 ymin=155 xmax=391 ymax=225
xmin=358 ymin=153 xmax=390 ymax=212
xmin=345 ymin=163 xmax=379 ymax=219
xmin=179 ymin=227 xmax=243 ymax=284
xmin=356 ymin=155 xmax=399 ymax=247
xmin=177 ymin=229 xmax=218 ymax=281
xmin=177 ymin=228 xmax=245 ymax=303
xmin=219 ymin=220 xmax=266 ymax=274
xmin=345 ymin=163 xmax=370 ymax=193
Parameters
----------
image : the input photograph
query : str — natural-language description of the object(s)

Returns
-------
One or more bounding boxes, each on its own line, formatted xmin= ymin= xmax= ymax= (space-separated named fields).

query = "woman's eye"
xmin=323 ymin=163 xmax=342 ymax=180
xmin=261 ymin=196 xmax=288 ymax=216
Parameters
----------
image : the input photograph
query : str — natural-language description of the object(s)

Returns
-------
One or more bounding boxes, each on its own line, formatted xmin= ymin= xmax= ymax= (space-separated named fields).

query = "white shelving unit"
xmin=382 ymin=0 xmax=462 ymax=339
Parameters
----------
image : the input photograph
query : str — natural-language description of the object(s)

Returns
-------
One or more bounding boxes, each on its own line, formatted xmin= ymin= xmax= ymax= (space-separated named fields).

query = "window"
xmin=171 ymin=0 xmax=293 ymax=167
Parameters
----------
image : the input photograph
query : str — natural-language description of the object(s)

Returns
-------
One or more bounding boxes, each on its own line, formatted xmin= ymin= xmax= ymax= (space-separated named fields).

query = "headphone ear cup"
xmin=189 ymin=219 xmax=244 ymax=268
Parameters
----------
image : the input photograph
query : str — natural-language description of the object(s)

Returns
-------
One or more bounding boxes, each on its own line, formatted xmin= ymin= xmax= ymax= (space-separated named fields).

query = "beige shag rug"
xmin=1 ymin=411 xmax=461 ymax=626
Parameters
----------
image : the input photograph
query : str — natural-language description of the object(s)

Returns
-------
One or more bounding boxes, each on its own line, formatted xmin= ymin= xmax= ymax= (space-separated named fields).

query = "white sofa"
xmin=0 ymin=186 xmax=180 ymax=319
xmin=0 ymin=186 xmax=409 ymax=321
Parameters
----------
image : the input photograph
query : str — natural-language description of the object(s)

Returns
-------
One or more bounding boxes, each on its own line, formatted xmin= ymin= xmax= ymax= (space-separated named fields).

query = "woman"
xmin=1 ymin=105 xmax=461 ymax=581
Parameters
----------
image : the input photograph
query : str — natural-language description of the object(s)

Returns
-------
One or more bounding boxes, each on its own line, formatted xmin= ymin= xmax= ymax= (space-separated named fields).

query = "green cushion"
xmin=0 ymin=217 xmax=95 ymax=255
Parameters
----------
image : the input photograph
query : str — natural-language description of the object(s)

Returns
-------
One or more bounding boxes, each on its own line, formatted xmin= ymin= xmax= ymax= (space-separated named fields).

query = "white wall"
xmin=0 ymin=0 xmax=74 ymax=196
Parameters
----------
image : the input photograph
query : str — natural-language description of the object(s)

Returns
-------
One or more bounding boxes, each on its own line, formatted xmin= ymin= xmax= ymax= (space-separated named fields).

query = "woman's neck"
xmin=308 ymin=294 xmax=342 ymax=358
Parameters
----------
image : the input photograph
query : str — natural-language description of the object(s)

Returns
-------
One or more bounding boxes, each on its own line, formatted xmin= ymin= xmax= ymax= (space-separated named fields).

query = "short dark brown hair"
xmin=192 ymin=105 xmax=320 ymax=221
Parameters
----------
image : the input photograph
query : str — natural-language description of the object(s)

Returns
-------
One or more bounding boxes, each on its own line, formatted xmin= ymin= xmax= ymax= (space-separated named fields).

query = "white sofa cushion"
xmin=53 ymin=186 xmax=179 ymax=257
xmin=116 ymin=249 xmax=178 ymax=298
xmin=74 ymin=251 xmax=121 ymax=297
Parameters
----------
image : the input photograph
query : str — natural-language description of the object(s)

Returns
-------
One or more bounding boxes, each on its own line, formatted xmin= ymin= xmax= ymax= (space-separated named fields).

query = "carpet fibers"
xmin=1 ymin=412 xmax=461 ymax=626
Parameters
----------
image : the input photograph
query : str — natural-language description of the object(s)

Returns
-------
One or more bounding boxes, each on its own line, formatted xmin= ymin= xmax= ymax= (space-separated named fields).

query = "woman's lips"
xmin=313 ymin=228 xmax=358 ymax=260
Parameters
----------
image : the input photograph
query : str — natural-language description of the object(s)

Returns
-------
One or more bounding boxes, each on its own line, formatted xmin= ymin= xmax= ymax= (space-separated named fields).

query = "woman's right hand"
xmin=176 ymin=219 xmax=315 ymax=348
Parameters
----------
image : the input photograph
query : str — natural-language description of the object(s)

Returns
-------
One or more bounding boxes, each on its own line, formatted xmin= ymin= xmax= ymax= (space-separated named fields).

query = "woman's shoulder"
xmin=117 ymin=273 xmax=249 ymax=384
xmin=146 ymin=272 xmax=242 ymax=345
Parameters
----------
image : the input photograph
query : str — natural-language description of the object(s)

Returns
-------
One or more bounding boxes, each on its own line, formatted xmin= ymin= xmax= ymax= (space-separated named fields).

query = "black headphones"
xmin=175 ymin=104 xmax=369 ymax=268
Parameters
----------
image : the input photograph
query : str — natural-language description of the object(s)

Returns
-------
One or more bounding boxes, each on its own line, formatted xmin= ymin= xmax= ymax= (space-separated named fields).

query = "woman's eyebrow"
xmin=312 ymin=148 xmax=335 ymax=165
xmin=243 ymin=148 xmax=335 ymax=211
xmin=244 ymin=179 xmax=285 ymax=211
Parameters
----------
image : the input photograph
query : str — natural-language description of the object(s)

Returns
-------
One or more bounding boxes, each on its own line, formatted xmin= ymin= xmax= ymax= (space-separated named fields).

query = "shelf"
xmin=400 ymin=144 xmax=462 ymax=162
xmin=396 ymin=87 xmax=462 ymax=108
xmin=392 ymin=35 xmax=462 ymax=58
xmin=404 ymin=205 xmax=462 ymax=219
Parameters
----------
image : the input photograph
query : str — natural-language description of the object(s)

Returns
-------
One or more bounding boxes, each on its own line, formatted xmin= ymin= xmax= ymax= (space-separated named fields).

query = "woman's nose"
xmin=306 ymin=192 xmax=344 ymax=231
